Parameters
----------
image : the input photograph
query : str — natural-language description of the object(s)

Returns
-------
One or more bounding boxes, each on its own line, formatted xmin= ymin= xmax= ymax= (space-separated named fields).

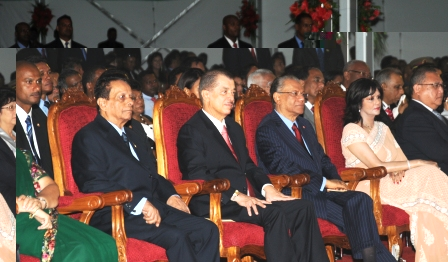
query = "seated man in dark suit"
xmin=177 ymin=69 xmax=328 ymax=262
xmin=71 ymin=70 xmax=219 ymax=262
xmin=256 ymin=75 xmax=396 ymax=262
xmin=395 ymin=66 xmax=448 ymax=174
xmin=375 ymin=67 xmax=405 ymax=134
xmin=208 ymin=15 xmax=252 ymax=48
xmin=10 ymin=22 xmax=42 ymax=48
xmin=97 ymin=27 xmax=124 ymax=48
xmin=45 ymin=15 xmax=86 ymax=48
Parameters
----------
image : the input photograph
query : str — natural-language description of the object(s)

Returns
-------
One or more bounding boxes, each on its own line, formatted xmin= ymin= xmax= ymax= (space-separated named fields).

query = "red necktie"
xmin=292 ymin=124 xmax=305 ymax=148
xmin=233 ymin=42 xmax=238 ymax=48
xmin=310 ymin=106 xmax=314 ymax=113
xmin=221 ymin=126 xmax=255 ymax=197
xmin=151 ymin=97 xmax=157 ymax=103
xmin=250 ymin=48 xmax=257 ymax=62
xmin=385 ymin=107 xmax=394 ymax=121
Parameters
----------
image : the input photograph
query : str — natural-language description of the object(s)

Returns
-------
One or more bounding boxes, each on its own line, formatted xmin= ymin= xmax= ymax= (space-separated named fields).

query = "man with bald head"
xmin=395 ymin=66 xmax=448 ymax=174
xmin=16 ymin=61 xmax=54 ymax=177
xmin=341 ymin=60 xmax=372 ymax=91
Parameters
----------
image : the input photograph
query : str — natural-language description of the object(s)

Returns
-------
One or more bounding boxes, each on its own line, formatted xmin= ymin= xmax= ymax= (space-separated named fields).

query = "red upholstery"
xmin=382 ymin=205 xmax=409 ymax=226
xmin=57 ymin=106 xmax=97 ymax=195
xmin=126 ymin=238 xmax=167 ymax=261
xmin=20 ymin=255 xmax=39 ymax=262
xmin=161 ymin=103 xmax=201 ymax=184
xmin=242 ymin=100 xmax=273 ymax=165
xmin=318 ymin=219 xmax=346 ymax=237
xmin=222 ymin=222 xmax=264 ymax=247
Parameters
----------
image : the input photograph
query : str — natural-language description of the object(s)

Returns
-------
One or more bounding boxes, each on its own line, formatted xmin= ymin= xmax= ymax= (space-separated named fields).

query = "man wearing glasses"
xmin=341 ymin=60 xmax=372 ymax=91
xmin=256 ymin=75 xmax=397 ymax=262
xmin=395 ymin=66 xmax=448 ymax=175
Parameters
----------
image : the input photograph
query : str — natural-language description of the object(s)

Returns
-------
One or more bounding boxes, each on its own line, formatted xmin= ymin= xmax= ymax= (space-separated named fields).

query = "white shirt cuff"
xmin=320 ymin=177 xmax=327 ymax=191
xmin=261 ymin=184 xmax=274 ymax=197
xmin=131 ymin=197 xmax=147 ymax=215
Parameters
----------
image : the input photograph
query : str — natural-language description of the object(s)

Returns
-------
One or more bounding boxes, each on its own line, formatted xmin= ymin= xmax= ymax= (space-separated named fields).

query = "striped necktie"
xmin=25 ymin=115 xmax=41 ymax=165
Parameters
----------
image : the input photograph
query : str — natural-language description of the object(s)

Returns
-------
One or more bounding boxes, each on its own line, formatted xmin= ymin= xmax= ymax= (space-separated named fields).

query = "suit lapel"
xmin=296 ymin=117 xmax=322 ymax=169
xmin=411 ymin=101 xmax=448 ymax=137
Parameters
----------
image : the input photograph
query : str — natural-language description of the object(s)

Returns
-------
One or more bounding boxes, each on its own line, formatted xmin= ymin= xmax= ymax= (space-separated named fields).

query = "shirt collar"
xmin=202 ymin=109 xmax=226 ymax=133
xmin=275 ymin=110 xmax=297 ymax=130
xmin=305 ymin=101 xmax=313 ymax=111
xmin=294 ymin=35 xmax=304 ymax=48
xmin=17 ymin=41 xmax=28 ymax=48
xmin=61 ymin=38 xmax=71 ymax=48
xmin=412 ymin=99 xmax=434 ymax=112
xmin=224 ymin=35 xmax=239 ymax=48
xmin=142 ymin=93 xmax=158 ymax=100
xmin=382 ymin=101 xmax=390 ymax=109
xmin=16 ymin=104 xmax=32 ymax=131
xmin=107 ymin=120 xmax=125 ymax=136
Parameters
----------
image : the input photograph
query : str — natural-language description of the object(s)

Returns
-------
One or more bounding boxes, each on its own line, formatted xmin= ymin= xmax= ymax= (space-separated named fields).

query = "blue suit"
xmin=256 ymin=111 xmax=395 ymax=261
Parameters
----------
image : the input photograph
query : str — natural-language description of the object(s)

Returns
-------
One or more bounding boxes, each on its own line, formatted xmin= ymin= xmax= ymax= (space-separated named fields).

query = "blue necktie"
xmin=65 ymin=41 xmax=69 ymax=48
xmin=81 ymin=48 xmax=87 ymax=60
xmin=25 ymin=116 xmax=41 ymax=165
xmin=316 ymin=48 xmax=325 ymax=72
xmin=44 ymin=101 xmax=50 ymax=109
xmin=433 ymin=110 xmax=447 ymax=126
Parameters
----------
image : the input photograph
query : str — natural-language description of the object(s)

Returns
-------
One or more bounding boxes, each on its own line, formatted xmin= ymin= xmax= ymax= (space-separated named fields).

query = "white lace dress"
xmin=341 ymin=122 xmax=448 ymax=262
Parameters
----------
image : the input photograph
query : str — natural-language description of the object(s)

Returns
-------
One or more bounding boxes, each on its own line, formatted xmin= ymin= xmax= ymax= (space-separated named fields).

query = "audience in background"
xmin=271 ymin=52 xmax=286 ymax=77
xmin=246 ymin=69 xmax=276 ymax=94
xmin=324 ymin=70 xmax=343 ymax=85
xmin=48 ymin=72 xmax=60 ymax=103
xmin=208 ymin=14 xmax=252 ymax=48
xmin=177 ymin=68 xmax=204 ymax=98
xmin=146 ymin=52 xmax=167 ymax=86
xmin=45 ymin=15 xmax=86 ymax=48
xmin=138 ymin=71 xmax=160 ymax=118
xmin=164 ymin=49 xmax=181 ymax=72
xmin=58 ymin=69 xmax=83 ymax=96
xmin=82 ymin=65 xmax=106 ymax=100
xmin=97 ymin=27 xmax=124 ymax=48
xmin=10 ymin=22 xmax=42 ymax=48
xmin=341 ymin=60 xmax=371 ymax=91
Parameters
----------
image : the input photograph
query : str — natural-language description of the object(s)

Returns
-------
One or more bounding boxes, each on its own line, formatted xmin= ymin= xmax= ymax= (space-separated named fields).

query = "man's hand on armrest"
xmin=264 ymin=185 xmax=296 ymax=202
xmin=325 ymin=179 xmax=348 ymax=191
xmin=167 ymin=195 xmax=190 ymax=214
xmin=142 ymin=200 xmax=161 ymax=227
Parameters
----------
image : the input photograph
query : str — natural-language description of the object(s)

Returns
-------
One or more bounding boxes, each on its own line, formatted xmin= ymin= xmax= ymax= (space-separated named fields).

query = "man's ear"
xmin=97 ymin=97 xmax=107 ymax=111
xmin=381 ymin=82 xmax=387 ymax=90
xmin=412 ymin=84 xmax=421 ymax=97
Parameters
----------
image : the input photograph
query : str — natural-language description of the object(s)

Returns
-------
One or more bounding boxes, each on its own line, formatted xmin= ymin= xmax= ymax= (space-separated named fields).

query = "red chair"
xmin=47 ymin=88 xmax=200 ymax=262
xmin=314 ymin=83 xmax=410 ymax=257
xmin=154 ymin=86 xmax=293 ymax=262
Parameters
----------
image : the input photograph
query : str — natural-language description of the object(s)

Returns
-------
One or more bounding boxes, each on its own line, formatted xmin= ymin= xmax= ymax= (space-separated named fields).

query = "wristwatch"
xmin=230 ymin=190 xmax=240 ymax=201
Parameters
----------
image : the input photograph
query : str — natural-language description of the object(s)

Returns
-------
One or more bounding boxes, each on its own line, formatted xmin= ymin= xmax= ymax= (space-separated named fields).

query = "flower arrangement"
xmin=289 ymin=0 xmax=334 ymax=32
xmin=236 ymin=0 xmax=259 ymax=41
xmin=358 ymin=0 xmax=381 ymax=32
xmin=30 ymin=0 xmax=54 ymax=38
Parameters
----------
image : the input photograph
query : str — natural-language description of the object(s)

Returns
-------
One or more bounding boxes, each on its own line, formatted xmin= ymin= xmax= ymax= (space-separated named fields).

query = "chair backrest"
xmin=48 ymin=88 xmax=97 ymax=196
xmin=314 ymin=83 xmax=346 ymax=171
xmin=234 ymin=84 xmax=272 ymax=165
xmin=153 ymin=86 xmax=202 ymax=184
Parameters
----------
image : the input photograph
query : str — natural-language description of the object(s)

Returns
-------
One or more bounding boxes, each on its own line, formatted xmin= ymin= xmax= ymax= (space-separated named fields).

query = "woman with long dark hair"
xmin=341 ymin=78 xmax=448 ymax=261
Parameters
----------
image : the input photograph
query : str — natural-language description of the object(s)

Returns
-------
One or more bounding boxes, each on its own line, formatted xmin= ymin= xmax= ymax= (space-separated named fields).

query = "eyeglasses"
xmin=1 ymin=105 xmax=16 ymax=111
xmin=348 ymin=70 xmax=372 ymax=79
xmin=277 ymin=91 xmax=308 ymax=99
xmin=417 ymin=83 xmax=446 ymax=89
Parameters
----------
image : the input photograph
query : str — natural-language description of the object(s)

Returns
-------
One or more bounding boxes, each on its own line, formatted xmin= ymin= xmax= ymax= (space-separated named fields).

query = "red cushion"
xmin=58 ymin=106 xmax=97 ymax=194
xmin=382 ymin=205 xmax=409 ymax=227
xmin=320 ymin=96 xmax=346 ymax=170
xmin=161 ymin=103 xmax=200 ymax=184
xmin=318 ymin=218 xmax=346 ymax=237
xmin=20 ymin=255 xmax=40 ymax=262
xmin=126 ymin=238 xmax=168 ymax=261
xmin=222 ymin=222 xmax=264 ymax=247
xmin=242 ymin=101 xmax=272 ymax=165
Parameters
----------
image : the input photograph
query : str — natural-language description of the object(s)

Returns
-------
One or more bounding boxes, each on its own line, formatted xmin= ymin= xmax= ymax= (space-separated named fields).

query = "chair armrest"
xmin=268 ymin=174 xmax=291 ymax=191
xmin=174 ymin=182 xmax=201 ymax=205
xmin=363 ymin=166 xmax=388 ymax=180
xmin=197 ymin=179 xmax=231 ymax=195
xmin=339 ymin=168 xmax=366 ymax=182
xmin=57 ymin=195 xmax=104 ymax=214
xmin=287 ymin=173 xmax=310 ymax=199
xmin=101 ymin=190 xmax=133 ymax=206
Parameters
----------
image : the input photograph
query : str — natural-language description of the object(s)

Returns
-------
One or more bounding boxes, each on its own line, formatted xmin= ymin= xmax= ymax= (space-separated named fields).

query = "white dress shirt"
xmin=16 ymin=105 xmax=40 ymax=158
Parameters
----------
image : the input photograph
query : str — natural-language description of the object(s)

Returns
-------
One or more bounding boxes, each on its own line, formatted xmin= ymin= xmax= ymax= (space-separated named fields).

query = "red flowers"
xmin=30 ymin=1 xmax=54 ymax=37
xmin=289 ymin=0 xmax=334 ymax=32
xmin=358 ymin=0 xmax=381 ymax=31
xmin=236 ymin=0 xmax=259 ymax=38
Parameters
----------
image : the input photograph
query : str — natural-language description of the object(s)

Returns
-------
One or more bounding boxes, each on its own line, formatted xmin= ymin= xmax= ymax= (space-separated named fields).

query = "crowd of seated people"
xmin=2 ymin=42 xmax=448 ymax=261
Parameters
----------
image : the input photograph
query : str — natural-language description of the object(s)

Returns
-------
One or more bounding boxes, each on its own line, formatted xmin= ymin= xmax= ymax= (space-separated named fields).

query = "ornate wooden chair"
xmin=234 ymin=84 xmax=355 ymax=261
xmin=47 ymin=88 xmax=199 ymax=262
xmin=154 ymin=85 xmax=283 ymax=262
xmin=314 ymin=82 xmax=410 ymax=257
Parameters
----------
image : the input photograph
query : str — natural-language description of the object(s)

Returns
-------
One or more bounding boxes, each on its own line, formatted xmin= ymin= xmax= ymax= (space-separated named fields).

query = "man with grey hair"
xmin=256 ymin=75 xmax=397 ymax=262
xmin=178 ymin=69 xmax=329 ymax=262
xmin=341 ymin=60 xmax=371 ymax=91
xmin=375 ymin=67 xmax=405 ymax=133
xmin=247 ymin=69 xmax=276 ymax=94
xmin=58 ymin=69 xmax=82 ymax=97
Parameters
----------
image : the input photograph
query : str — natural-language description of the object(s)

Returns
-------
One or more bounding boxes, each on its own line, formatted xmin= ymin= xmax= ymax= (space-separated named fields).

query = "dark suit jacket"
xmin=278 ymin=37 xmax=300 ymax=48
xmin=256 ymin=111 xmax=342 ymax=219
xmin=57 ymin=48 xmax=105 ymax=71
xmin=98 ymin=40 xmax=124 ymax=48
xmin=72 ymin=114 xmax=178 ymax=234
xmin=177 ymin=110 xmax=271 ymax=217
xmin=292 ymin=40 xmax=345 ymax=73
xmin=377 ymin=107 xmax=397 ymax=135
xmin=16 ymin=106 xmax=53 ymax=178
xmin=207 ymin=37 xmax=252 ymax=48
xmin=0 ymin=139 xmax=15 ymax=213
xmin=223 ymin=48 xmax=273 ymax=76
xmin=395 ymin=100 xmax=448 ymax=174
xmin=44 ymin=39 xmax=86 ymax=48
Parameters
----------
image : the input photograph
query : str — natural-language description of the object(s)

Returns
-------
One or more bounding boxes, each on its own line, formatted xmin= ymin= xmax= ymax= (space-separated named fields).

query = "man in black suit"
xmin=256 ymin=75 xmax=397 ymax=262
xmin=395 ymin=66 xmax=448 ymax=174
xmin=375 ymin=67 xmax=405 ymax=134
xmin=177 ymin=69 xmax=328 ymax=262
xmin=223 ymin=48 xmax=273 ymax=77
xmin=97 ymin=27 xmax=124 ymax=48
xmin=278 ymin=13 xmax=312 ymax=48
xmin=208 ymin=15 xmax=252 ymax=48
xmin=71 ymin=70 xmax=219 ymax=262
xmin=15 ymin=61 xmax=54 ymax=178
xmin=10 ymin=22 xmax=43 ymax=48
xmin=45 ymin=15 xmax=86 ymax=48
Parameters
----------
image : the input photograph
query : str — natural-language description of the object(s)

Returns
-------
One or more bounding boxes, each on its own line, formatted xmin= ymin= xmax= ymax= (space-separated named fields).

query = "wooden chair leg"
xmin=386 ymin=226 xmax=404 ymax=259
xmin=226 ymin=246 xmax=242 ymax=262
xmin=325 ymin=245 xmax=335 ymax=262
xmin=241 ymin=255 xmax=253 ymax=262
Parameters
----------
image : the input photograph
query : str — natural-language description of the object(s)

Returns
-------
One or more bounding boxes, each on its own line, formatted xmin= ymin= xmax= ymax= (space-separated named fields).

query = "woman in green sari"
xmin=16 ymin=149 xmax=118 ymax=262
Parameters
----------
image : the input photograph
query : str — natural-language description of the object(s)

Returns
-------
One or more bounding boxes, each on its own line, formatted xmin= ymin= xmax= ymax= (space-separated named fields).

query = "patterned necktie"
xmin=250 ymin=48 xmax=257 ymax=62
xmin=25 ymin=115 xmax=41 ymax=165
xmin=221 ymin=125 xmax=255 ymax=197
xmin=385 ymin=107 xmax=394 ymax=121
xmin=65 ymin=41 xmax=69 ymax=48
xmin=432 ymin=110 xmax=447 ymax=126
xmin=44 ymin=101 xmax=50 ymax=109
xmin=316 ymin=48 xmax=325 ymax=72
xmin=233 ymin=42 xmax=238 ymax=48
